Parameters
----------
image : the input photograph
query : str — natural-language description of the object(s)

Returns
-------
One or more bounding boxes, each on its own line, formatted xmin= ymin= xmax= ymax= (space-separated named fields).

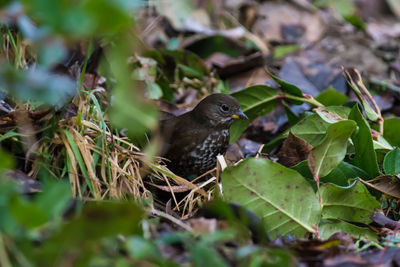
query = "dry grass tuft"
xmin=30 ymin=93 xmax=218 ymax=217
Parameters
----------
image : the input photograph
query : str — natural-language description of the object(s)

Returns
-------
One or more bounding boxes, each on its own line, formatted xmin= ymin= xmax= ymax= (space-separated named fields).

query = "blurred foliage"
xmin=1 ymin=0 xmax=400 ymax=265
xmin=0 ymin=63 xmax=76 ymax=109
xmin=314 ymin=0 xmax=365 ymax=30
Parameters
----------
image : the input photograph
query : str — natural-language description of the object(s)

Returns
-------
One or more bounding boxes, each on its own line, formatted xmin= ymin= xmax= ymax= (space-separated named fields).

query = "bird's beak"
xmin=232 ymin=110 xmax=248 ymax=120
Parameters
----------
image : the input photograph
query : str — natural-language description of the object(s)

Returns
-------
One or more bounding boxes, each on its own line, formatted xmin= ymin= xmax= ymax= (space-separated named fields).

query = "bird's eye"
xmin=220 ymin=104 xmax=230 ymax=112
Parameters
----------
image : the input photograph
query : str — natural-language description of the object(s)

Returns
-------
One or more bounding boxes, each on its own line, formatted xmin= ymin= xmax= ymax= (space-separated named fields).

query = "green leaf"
xmin=321 ymin=181 xmax=380 ymax=224
xmin=273 ymin=44 xmax=300 ymax=60
xmin=373 ymin=136 xmax=393 ymax=151
xmin=290 ymin=107 xmax=350 ymax=147
xmin=146 ymin=81 xmax=163 ymax=99
xmin=109 ymin=40 xmax=159 ymax=138
xmin=177 ymin=63 xmax=203 ymax=79
xmin=384 ymin=118 xmax=400 ymax=147
xmin=190 ymin=242 xmax=228 ymax=267
xmin=383 ymin=147 xmax=400 ymax=175
xmin=0 ymin=180 xmax=20 ymax=235
xmin=268 ymin=71 xmax=303 ymax=98
xmin=9 ymin=195 xmax=49 ymax=228
xmin=222 ymin=158 xmax=321 ymax=238
xmin=229 ymin=85 xmax=279 ymax=143
xmin=348 ymin=104 xmax=379 ymax=178
xmin=319 ymin=219 xmax=377 ymax=241
xmin=185 ymin=35 xmax=247 ymax=58
xmin=33 ymin=201 xmax=144 ymax=265
xmin=35 ymin=180 xmax=71 ymax=219
xmin=291 ymin=114 xmax=330 ymax=146
xmin=321 ymin=162 xmax=369 ymax=185
xmin=313 ymin=0 xmax=365 ymax=30
xmin=292 ymin=161 xmax=369 ymax=187
xmin=308 ymin=120 xmax=356 ymax=179
xmin=0 ymin=149 xmax=14 ymax=170
xmin=62 ymin=201 xmax=142 ymax=240
xmin=314 ymin=106 xmax=351 ymax=124
xmin=145 ymin=49 xmax=209 ymax=81
xmin=283 ymin=104 xmax=300 ymax=126
xmin=22 ymin=0 xmax=139 ymax=36
xmin=126 ymin=236 xmax=159 ymax=260
xmin=315 ymin=87 xmax=348 ymax=106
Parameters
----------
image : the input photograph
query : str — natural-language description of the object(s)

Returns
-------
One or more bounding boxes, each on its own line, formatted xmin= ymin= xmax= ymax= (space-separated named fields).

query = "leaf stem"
xmin=279 ymin=94 xmax=324 ymax=107
xmin=315 ymin=175 xmax=324 ymax=208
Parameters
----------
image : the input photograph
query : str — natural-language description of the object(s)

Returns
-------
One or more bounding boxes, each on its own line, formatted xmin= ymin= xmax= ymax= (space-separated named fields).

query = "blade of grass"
xmin=86 ymin=92 xmax=113 ymax=185
xmin=62 ymin=129 xmax=95 ymax=197
xmin=62 ymin=134 xmax=82 ymax=198
xmin=71 ymin=128 xmax=101 ymax=198
xmin=78 ymin=41 xmax=93 ymax=91
xmin=0 ymin=131 xmax=28 ymax=142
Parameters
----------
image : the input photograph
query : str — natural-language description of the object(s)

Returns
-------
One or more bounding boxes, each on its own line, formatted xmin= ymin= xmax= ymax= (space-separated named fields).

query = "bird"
xmin=160 ymin=93 xmax=248 ymax=179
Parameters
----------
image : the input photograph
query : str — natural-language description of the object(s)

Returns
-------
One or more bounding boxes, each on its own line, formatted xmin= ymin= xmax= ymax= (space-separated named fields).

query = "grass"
xmin=12 ymin=89 xmax=218 ymax=216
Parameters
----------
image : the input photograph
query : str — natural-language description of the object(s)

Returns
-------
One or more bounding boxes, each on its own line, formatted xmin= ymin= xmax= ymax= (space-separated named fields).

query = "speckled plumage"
xmin=161 ymin=94 xmax=247 ymax=179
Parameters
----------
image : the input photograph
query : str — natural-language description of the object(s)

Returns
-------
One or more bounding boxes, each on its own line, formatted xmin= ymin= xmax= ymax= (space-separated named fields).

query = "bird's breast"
xmin=187 ymin=129 xmax=230 ymax=171
xmin=166 ymin=128 xmax=230 ymax=178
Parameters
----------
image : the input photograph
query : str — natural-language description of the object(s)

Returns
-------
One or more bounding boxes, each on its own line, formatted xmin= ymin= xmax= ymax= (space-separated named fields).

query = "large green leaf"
xmin=222 ymin=158 xmax=321 ymax=238
xmin=348 ymin=104 xmax=379 ymax=178
xmin=308 ymin=120 xmax=356 ymax=179
xmin=384 ymin=118 xmax=400 ymax=147
xmin=383 ymin=147 xmax=400 ymax=175
xmin=230 ymin=85 xmax=279 ymax=143
xmin=320 ymin=181 xmax=380 ymax=224
xmin=319 ymin=220 xmax=377 ymax=241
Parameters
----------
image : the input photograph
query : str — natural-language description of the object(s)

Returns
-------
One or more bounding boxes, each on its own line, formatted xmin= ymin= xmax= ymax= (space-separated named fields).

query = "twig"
xmin=150 ymin=208 xmax=193 ymax=232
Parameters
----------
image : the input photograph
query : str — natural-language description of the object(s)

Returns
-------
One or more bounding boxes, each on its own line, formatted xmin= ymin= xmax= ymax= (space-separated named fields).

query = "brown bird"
xmin=161 ymin=93 xmax=248 ymax=179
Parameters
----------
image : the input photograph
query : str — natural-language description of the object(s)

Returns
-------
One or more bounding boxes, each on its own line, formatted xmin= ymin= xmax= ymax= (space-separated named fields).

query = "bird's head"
xmin=193 ymin=93 xmax=248 ymax=127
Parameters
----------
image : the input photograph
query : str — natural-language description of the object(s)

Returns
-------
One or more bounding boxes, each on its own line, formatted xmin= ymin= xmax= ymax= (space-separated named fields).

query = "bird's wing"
xmin=161 ymin=115 xmax=208 ymax=160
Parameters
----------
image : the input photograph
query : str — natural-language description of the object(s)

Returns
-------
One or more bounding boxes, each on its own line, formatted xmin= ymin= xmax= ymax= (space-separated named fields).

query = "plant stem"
xmin=280 ymin=94 xmax=324 ymax=107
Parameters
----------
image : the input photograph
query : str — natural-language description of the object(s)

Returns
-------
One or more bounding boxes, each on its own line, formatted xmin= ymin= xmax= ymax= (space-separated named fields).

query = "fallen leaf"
xmin=359 ymin=176 xmax=400 ymax=198
xmin=277 ymin=132 xmax=313 ymax=167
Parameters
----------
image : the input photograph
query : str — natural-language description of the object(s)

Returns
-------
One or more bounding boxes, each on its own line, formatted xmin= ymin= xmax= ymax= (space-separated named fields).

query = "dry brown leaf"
xmin=359 ymin=176 xmax=400 ymax=199
xmin=277 ymin=132 xmax=313 ymax=167
xmin=253 ymin=2 xmax=325 ymax=44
